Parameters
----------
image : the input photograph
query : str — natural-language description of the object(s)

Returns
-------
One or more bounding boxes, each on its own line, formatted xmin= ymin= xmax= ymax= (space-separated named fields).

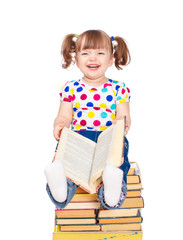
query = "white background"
xmin=0 ymin=1 xmax=182 ymax=239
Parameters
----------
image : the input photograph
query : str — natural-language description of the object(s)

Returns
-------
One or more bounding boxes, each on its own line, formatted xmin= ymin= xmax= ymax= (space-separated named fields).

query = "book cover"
xmin=55 ymin=209 xmax=96 ymax=219
xmin=98 ymin=216 xmax=142 ymax=224
xmin=101 ymin=223 xmax=142 ymax=232
xmin=56 ymin=218 xmax=97 ymax=225
xmin=98 ymin=208 xmax=141 ymax=218
xmin=53 ymin=231 xmax=143 ymax=240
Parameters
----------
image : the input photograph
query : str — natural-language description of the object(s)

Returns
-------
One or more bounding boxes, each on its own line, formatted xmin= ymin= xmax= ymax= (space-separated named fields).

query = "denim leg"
xmin=74 ymin=130 xmax=102 ymax=142
xmin=119 ymin=137 xmax=131 ymax=183
xmin=46 ymin=178 xmax=78 ymax=209
xmin=97 ymin=137 xmax=130 ymax=210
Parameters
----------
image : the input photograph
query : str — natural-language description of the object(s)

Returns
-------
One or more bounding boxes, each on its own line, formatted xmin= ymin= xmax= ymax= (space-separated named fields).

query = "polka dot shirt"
xmin=59 ymin=79 xmax=130 ymax=131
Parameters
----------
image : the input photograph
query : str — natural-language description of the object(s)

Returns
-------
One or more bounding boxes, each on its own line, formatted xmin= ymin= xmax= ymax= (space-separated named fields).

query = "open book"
xmin=54 ymin=119 xmax=126 ymax=194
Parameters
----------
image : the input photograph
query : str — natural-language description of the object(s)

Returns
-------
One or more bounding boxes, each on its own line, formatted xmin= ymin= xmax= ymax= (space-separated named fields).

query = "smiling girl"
xmin=45 ymin=30 xmax=131 ymax=210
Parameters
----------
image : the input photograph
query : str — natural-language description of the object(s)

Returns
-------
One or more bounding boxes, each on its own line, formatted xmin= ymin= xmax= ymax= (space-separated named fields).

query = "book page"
xmin=55 ymin=128 xmax=96 ymax=186
xmin=89 ymin=125 xmax=114 ymax=184
xmin=89 ymin=120 xmax=125 ymax=186
xmin=110 ymin=119 xmax=125 ymax=166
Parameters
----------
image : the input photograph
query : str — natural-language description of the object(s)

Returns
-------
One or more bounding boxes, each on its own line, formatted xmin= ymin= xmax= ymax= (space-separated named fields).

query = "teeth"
xmin=88 ymin=65 xmax=99 ymax=68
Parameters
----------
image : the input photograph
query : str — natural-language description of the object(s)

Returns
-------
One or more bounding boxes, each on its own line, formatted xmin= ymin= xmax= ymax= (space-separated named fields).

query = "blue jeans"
xmin=46 ymin=130 xmax=130 ymax=210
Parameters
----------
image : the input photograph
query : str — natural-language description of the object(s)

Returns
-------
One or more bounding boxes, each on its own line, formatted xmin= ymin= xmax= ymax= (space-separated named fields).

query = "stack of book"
xmin=53 ymin=162 xmax=144 ymax=240
xmin=54 ymin=190 xmax=101 ymax=232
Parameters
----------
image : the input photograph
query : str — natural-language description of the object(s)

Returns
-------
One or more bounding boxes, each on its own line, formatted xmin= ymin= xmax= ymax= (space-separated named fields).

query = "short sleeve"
xmin=59 ymin=81 xmax=73 ymax=102
xmin=116 ymin=82 xmax=131 ymax=104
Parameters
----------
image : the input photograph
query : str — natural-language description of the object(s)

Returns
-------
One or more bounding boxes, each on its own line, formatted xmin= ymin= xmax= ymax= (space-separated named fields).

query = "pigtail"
xmin=113 ymin=37 xmax=131 ymax=70
xmin=61 ymin=34 xmax=76 ymax=69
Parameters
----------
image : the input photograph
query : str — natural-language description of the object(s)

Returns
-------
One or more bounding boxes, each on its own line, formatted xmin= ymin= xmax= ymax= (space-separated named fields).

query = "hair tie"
xmin=111 ymin=36 xmax=117 ymax=48
xmin=73 ymin=34 xmax=79 ymax=42
xmin=111 ymin=36 xmax=115 ymax=41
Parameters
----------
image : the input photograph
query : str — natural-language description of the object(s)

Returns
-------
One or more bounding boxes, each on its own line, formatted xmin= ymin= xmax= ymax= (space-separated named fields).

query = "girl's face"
xmin=75 ymin=47 xmax=113 ymax=82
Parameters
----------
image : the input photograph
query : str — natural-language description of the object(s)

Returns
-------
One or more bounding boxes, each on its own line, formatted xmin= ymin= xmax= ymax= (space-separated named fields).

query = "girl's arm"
xmin=53 ymin=101 xmax=73 ymax=140
xmin=115 ymin=102 xmax=131 ymax=134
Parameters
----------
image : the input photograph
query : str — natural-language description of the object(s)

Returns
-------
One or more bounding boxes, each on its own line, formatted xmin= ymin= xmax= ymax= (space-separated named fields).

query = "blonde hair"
xmin=61 ymin=30 xmax=131 ymax=70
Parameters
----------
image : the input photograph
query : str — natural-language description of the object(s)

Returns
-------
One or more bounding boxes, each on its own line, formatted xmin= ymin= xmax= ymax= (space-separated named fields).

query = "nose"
xmin=89 ymin=52 xmax=97 ymax=61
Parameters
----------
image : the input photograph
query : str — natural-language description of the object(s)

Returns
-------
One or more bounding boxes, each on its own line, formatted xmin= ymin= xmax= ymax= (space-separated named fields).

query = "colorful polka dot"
xmin=93 ymin=94 xmax=100 ymax=101
xmin=65 ymin=86 xmax=69 ymax=92
xmin=106 ymin=109 xmax=112 ymax=113
xmin=80 ymin=120 xmax=87 ymax=126
xmin=73 ymin=120 xmax=77 ymax=125
xmin=106 ymin=95 xmax=113 ymax=102
xmin=87 ymin=102 xmax=94 ymax=107
xmin=68 ymin=94 xmax=76 ymax=101
xmin=104 ymin=83 xmax=112 ymax=88
xmin=106 ymin=121 xmax=112 ymax=126
xmin=63 ymin=98 xmax=71 ymax=102
xmin=70 ymin=88 xmax=74 ymax=95
xmin=60 ymin=79 xmax=130 ymax=131
xmin=93 ymin=120 xmax=101 ymax=126
xmin=111 ymin=113 xmax=116 ymax=119
xmin=101 ymin=88 xmax=108 ymax=93
xmin=80 ymin=94 xmax=87 ymax=100
xmin=110 ymin=104 xmax=115 ymax=110
xmin=77 ymin=87 xmax=83 ymax=92
xmin=117 ymin=96 xmax=122 ymax=101
xmin=89 ymin=88 xmax=97 ymax=92
xmin=100 ymin=103 xmax=107 ymax=108
xmin=74 ymin=82 xmax=79 ymax=86
xmin=100 ymin=126 xmax=107 ymax=130
xmin=115 ymin=85 xmax=120 ymax=91
xmin=101 ymin=112 xmax=107 ymax=118
xmin=122 ymin=88 xmax=126 ymax=94
xmin=119 ymin=99 xmax=126 ymax=103
xmin=87 ymin=127 xmax=94 ymax=130
xmin=77 ymin=111 xmax=82 ymax=118
xmin=88 ymin=112 xmax=95 ymax=118
xmin=113 ymin=80 xmax=118 ymax=84
xmin=75 ymin=102 xmax=80 ymax=108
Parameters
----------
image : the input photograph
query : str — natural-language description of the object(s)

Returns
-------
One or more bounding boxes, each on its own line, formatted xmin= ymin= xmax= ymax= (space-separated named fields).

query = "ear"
xmin=109 ymin=54 xmax=114 ymax=67
xmin=75 ymin=55 xmax=79 ymax=67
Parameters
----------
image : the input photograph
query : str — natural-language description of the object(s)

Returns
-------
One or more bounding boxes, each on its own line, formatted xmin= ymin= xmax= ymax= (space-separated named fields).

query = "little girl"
xmin=45 ymin=30 xmax=131 ymax=210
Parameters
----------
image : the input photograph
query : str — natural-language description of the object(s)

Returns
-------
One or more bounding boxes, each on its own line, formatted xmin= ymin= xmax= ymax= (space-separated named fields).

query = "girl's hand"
xmin=114 ymin=102 xmax=131 ymax=135
xmin=125 ymin=116 xmax=131 ymax=135
xmin=112 ymin=116 xmax=131 ymax=135
xmin=53 ymin=101 xmax=73 ymax=141
xmin=53 ymin=120 xmax=67 ymax=141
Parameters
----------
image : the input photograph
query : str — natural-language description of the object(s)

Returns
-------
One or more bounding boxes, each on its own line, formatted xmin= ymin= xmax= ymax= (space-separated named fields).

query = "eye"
xmin=81 ymin=52 xmax=88 ymax=55
xmin=98 ymin=52 xmax=105 ymax=55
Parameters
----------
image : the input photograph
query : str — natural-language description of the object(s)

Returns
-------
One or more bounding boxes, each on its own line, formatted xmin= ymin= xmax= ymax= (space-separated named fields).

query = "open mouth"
xmin=87 ymin=65 xmax=100 ymax=70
